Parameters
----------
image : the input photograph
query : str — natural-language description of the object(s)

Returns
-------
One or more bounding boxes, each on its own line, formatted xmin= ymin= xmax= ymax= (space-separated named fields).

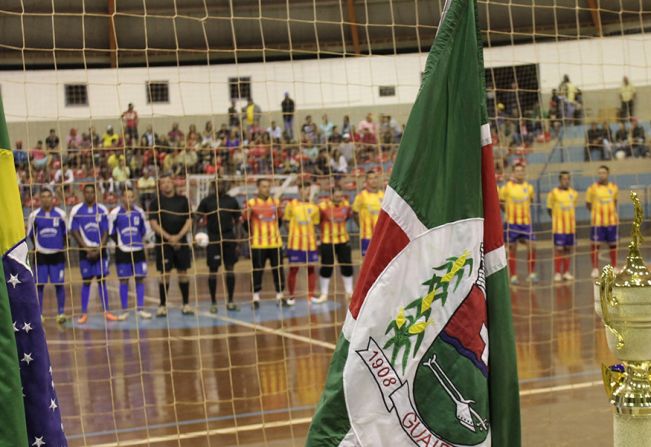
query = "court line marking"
xmin=519 ymin=380 xmax=602 ymax=396
xmin=88 ymin=417 xmax=313 ymax=446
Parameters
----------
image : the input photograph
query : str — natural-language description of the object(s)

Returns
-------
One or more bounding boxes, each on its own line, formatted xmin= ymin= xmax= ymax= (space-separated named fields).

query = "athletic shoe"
xmin=118 ymin=312 xmax=129 ymax=321
xmin=55 ymin=314 xmax=67 ymax=325
xmin=181 ymin=305 xmax=195 ymax=315
xmin=252 ymin=300 xmax=260 ymax=310
xmin=285 ymin=297 xmax=296 ymax=306
xmin=105 ymin=312 xmax=119 ymax=322
xmin=77 ymin=314 xmax=88 ymax=325
xmin=510 ymin=275 xmax=519 ymax=285
xmin=137 ymin=310 xmax=152 ymax=319
xmin=311 ymin=295 xmax=328 ymax=304
xmin=591 ymin=268 xmax=600 ymax=279
xmin=156 ymin=306 xmax=168 ymax=317
xmin=226 ymin=303 xmax=240 ymax=311
xmin=210 ymin=304 xmax=218 ymax=314
xmin=563 ymin=272 xmax=575 ymax=281
xmin=527 ymin=272 xmax=539 ymax=283
xmin=554 ymin=273 xmax=562 ymax=282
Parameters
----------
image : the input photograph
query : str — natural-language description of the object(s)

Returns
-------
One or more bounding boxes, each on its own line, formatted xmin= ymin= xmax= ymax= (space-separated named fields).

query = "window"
xmin=146 ymin=81 xmax=169 ymax=104
xmin=379 ymin=85 xmax=396 ymax=97
xmin=229 ymin=77 xmax=251 ymax=100
xmin=64 ymin=84 xmax=88 ymax=106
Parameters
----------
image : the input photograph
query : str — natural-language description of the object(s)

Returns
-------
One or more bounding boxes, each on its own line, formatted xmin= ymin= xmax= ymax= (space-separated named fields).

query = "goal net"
xmin=1 ymin=0 xmax=650 ymax=445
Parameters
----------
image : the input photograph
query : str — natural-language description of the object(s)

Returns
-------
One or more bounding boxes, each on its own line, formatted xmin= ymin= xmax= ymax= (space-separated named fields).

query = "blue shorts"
xmin=553 ymin=233 xmax=575 ymax=247
xmin=117 ymin=261 xmax=148 ymax=278
xmin=80 ymin=257 xmax=110 ymax=280
xmin=36 ymin=263 xmax=65 ymax=285
xmin=361 ymin=238 xmax=371 ymax=257
xmin=504 ymin=223 xmax=535 ymax=243
xmin=591 ymin=225 xmax=618 ymax=244
xmin=286 ymin=249 xmax=319 ymax=264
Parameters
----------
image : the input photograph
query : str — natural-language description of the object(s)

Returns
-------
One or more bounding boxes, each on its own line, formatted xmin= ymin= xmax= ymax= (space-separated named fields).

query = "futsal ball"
xmin=195 ymin=232 xmax=209 ymax=248
xmin=615 ymin=150 xmax=626 ymax=160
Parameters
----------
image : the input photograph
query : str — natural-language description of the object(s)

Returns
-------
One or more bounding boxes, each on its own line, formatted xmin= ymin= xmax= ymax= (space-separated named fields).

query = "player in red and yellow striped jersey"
xmin=283 ymin=181 xmax=320 ymax=302
xmin=499 ymin=163 xmax=537 ymax=284
xmin=245 ymin=178 xmax=287 ymax=308
xmin=546 ymin=171 xmax=578 ymax=282
xmin=317 ymin=187 xmax=354 ymax=303
xmin=352 ymin=171 xmax=384 ymax=256
xmin=586 ymin=165 xmax=619 ymax=277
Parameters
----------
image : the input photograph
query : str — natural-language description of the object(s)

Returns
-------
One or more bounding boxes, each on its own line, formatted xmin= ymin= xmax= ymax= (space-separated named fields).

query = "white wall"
xmin=2 ymin=33 xmax=651 ymax=123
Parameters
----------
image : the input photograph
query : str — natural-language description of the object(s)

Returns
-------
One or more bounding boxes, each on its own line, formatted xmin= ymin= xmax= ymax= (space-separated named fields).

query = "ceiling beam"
xmin=108 ymin=0 xmax=117 ymax=67
xmin=586 ymin=0 xmax=602 ymax=36
xmin=346 ymin=0 xmax=361 ymax=55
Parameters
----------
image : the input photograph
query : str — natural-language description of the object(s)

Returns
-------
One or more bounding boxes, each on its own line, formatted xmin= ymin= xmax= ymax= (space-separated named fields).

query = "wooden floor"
xmin=41 ymin=244 xmax=641 ymax=447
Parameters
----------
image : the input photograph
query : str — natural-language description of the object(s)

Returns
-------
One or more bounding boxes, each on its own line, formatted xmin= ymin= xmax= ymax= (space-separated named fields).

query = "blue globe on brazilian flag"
xmin=306 ymin=0 xmax=521 ymax=445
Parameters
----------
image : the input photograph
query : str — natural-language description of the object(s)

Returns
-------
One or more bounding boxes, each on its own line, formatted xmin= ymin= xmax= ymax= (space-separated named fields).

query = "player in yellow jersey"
xmin=317 ymin=186 xmax=354 ymax=303
xmin=283 ymin=181 xmax=320 ymax=303
xmin=499 ymin=163 xmax=538 ymax=284
xmin=245 ymin=178 xmax=287 ymax=308
xmin=353 ymin=171 xmax=384 ymax=256
xmin=586 ymin=165 xmax=619 ymax=278
xmin=546 ymin=171 xmax=578 ymax=282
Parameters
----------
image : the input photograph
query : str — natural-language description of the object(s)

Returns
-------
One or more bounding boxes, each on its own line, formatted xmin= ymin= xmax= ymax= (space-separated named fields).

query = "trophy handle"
xmin=600 ymin=266 xmax=624 ymax=350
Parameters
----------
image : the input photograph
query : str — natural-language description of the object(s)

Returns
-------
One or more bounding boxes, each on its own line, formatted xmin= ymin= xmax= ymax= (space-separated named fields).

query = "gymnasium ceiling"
xmin=0 ymin=0 xmax=649 ymax=69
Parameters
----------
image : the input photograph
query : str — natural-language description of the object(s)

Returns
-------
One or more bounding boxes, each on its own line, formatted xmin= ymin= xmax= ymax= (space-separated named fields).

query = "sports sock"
xmin=119 ymin=282 xmax=129 ymax=310
xmin=609 ymin=247 xmax=617 ymax=268
xmin=81 ymin=283 xmax=91 ymax=313
xmin=307 ymin=266 xmax=316 ymax=297
xmin=135 ymin=280 xmax=145 ymax=310
xmin=591 ymin=244 xmax=599 ymax=269
xmin=179 ymin=281 xmax=190 ymax=305
xmin=508 ymin=249 xmax=517 ymax=276
xmin=342 ymin=275 xmax=353 ymax=295
xmin=208 ymin=275 xmax=217 ymax=304
xmin=226 ymin=271 xmax=235 ymax=302
xmin=288 ymin=266 xmax=299 ymax=296
xmin=320 ymin=276 xmax=331 ymax=296
xmin=563 ymin=256 xmax=571 ymax=274
xmin=528 ymin=248 xmax=536 ymax=274
xmin=554 ymin=253 xmax=562 ymax=274
xmin=159 ymin=281 xmax=169 ymax=306
xmin=55 ymin=285 xmax=65 ymax=315
xmin=37 ymin=285 xmax=45 ymax=311
xmin=98 ymin=280 xmax=110 ymax=311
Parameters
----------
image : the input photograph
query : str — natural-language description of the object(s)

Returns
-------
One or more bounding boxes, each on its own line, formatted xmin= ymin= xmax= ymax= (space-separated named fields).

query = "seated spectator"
xmin=301 ymin=115 xmax=318 ymax=145
xmin=102 ymin=125 xmax=120 ymax=148
xmin=201 ymin=121 xmax=217 ymax=148
xmin=631 ymin=118 xmax=649 ymax=158
xmin=388 ymin=115 xmax=403 ymax=142
xmin=217 ymin=123 xmax=229 ymax=141
xmin=301 ymin=137 xmax=319 ymax=163
xmin=176 ymin=141 xmax=199 ymax=174
xmin=320 ymin=114 xmax=334 ymax=144
xmin=314 ymin=148 xmax=332 ymax=176
xmin=341 ymin=115 xmax=352 ymax=135
xmin=140 ymin=125 xmax=157 ymax=147
xmin=267 ymin=121 xmax=282 ymax=144
xmin=13 ymin=141 xmax=28 ymax=169
xmin=98 ymin=168 xmax=115 ymax=196
xmin=331 ymin=148 xmax=348 ymax=174
xmin=585 ymin=122 xmax=605 ymax=161
xmin=168 ymin=122 xmax=185 ymax=146
xmin=329 ymin=126 xmax=343 ymax=146
xmin=601 ymin=121 xmax=613 ymax=159
xmin=30 ymin=140 xmax=49 ymax=171
xmin=357 ymin=113 xmax=376 ymax=136
xmin=45 ymin=129 xmax=60 ymax=151
xmin=67 ymin=128 xmax=81 ymax=150
xmin=112 ymin=156 xmax=132 ymax=192
xmin=187 ymin=124 xmax=199 ymax=143
xmin=339 ymin=133 xmax=355 ymax=163
xmin=51 ymin=161 xmax=74 ymax=194
xmin=614 ymin=122 xmax=630 ymax=159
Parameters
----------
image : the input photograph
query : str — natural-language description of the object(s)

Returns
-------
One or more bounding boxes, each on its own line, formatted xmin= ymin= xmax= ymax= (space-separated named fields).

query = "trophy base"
xmin=615 ymin=412 xmax=651 ymax=447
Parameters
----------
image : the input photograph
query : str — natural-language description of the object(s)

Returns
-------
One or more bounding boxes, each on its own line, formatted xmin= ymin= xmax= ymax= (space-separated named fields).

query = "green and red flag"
xmin=306 ymin=0 xmax=521 ymax=445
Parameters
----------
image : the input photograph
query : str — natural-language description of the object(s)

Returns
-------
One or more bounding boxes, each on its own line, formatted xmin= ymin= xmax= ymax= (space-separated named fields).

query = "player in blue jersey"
xmin=27 ymin=188 xmax=68 ymax=323
xmin=109 ymin=188 xmax=152 ymax=320
xmin=69 ymin=183 xmax=119 ymax=323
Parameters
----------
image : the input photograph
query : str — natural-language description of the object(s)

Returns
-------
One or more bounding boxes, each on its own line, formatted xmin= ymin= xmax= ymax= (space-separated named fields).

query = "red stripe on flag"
xmin=482 ymin=143 xmax=505 ymax=253
xmin=350 ymin=210 xmax=409 ymax=319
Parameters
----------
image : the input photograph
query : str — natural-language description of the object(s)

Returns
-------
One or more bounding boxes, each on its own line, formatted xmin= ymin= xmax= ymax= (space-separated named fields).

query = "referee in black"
xmin=149 ymin=175 xmax=194 ymax=316
xmin=195 ymin=179 xmax=241 ymax=313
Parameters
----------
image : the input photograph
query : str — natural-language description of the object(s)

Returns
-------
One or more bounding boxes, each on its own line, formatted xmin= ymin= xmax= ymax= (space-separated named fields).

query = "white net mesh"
xmin=1 ymin=0 xmax=651 ymax=445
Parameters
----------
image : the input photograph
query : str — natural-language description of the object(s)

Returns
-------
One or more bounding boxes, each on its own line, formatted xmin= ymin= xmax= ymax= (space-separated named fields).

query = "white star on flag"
xmin=22 ymin=322 xmax=33 ymax=333
xmin=8 ymin=273 xmax=21 ymax=288
xmin=21 ymin=352 xmax=34 ymax=365
xmin=49 ymin=399 xmax=58 ymax=411
xmin=32 ymin=436 xmax=45 ymax=447
xmin=13 ymin=321 xmax=18 ymax=332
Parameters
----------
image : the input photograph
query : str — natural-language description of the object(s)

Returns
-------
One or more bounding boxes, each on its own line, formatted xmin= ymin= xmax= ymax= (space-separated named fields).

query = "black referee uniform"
xmin=149 ymin=192 xmax=192 ymax=310
xmin=196 ymin=192 xmax=241 ymax=308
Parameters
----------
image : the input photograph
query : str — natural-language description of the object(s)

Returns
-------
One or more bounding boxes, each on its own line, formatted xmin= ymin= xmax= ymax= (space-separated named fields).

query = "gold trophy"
xmin=596 ymin=192 xmax=651 ymax=446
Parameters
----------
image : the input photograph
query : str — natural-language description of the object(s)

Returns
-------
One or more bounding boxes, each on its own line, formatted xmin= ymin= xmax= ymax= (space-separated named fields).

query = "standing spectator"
xmin=13 ymin=140 xmax=28 ymax=169
xmin=631 ymin=118 xmax=648 ymax=158
xmin=242 ymin=98 xmax=262 ymax=130
xmin=301 ymin=115 xmax=318 ymax=145
xmin=45 ymin=128 xmax=60 ymax=151
xmin=329 ymin=126 xmax=343 ymax=145
xmin=614 ymin=122 xmax=630 ymax=158
xmin=320 ymin=114 xmax=334 ymax=144
xmin=558 ymin=74 xmax=577 ymax=124
xmin=88 ymin=126 xmax=101 ymax=148
xmin=620 ymin=76 xmax=636 ymax=119
xmin=121 ymin=103 xmax=139 ymax=146
xmin=140 ymin=124 xmax=157 ymax=147
xmin=357 ymin=113 xmax=376 ymax=136
xmin=267 ymin=120 xmax=282 ymax=144
xmin=201 ymin=121 xmax=217 ymax=148
xmin=388 ymin=115 xmax=403 ymax=142
xmin=30 ymin=140 xmax=49 ymax=172
xmin=341 ymin=115 xmax=352 ymax=135
xmin=168 ymin=122 xmax=185 ymax=146
xmin=102 ymin=125 xmax=119 ymax=148
xmin=112 ymin=156 xmax=132 ymax=192
xmin=585 ymin=122 xmax=605 ymax=161
xmin=149 ymin=176 xmax=194 ymax=316
xmin=228 ymin=100 xmax=240 ymax=128
xmin=281 ymin=92 xmax=295 ymax=139
xmin=339 ymin=133 xmax=355 ymax=164
xmin=66 ymin=128 xmax=81 ymax=150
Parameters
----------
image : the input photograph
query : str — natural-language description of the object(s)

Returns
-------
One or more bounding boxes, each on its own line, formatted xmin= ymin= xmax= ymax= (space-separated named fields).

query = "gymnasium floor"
xmin=42 ymin=243 xmax=644 ymax=447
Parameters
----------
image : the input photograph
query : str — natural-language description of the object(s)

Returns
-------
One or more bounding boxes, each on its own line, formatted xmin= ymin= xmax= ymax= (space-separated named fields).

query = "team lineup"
xmin=29 ymin=164 xmax=618 ymax=324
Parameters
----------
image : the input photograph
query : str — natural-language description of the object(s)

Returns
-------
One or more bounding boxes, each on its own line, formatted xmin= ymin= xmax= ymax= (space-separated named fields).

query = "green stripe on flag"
xmin=0 ymin=94 xmax=30 ymax=446
xmin=389 ymin=0 xmax=483 ymax=229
